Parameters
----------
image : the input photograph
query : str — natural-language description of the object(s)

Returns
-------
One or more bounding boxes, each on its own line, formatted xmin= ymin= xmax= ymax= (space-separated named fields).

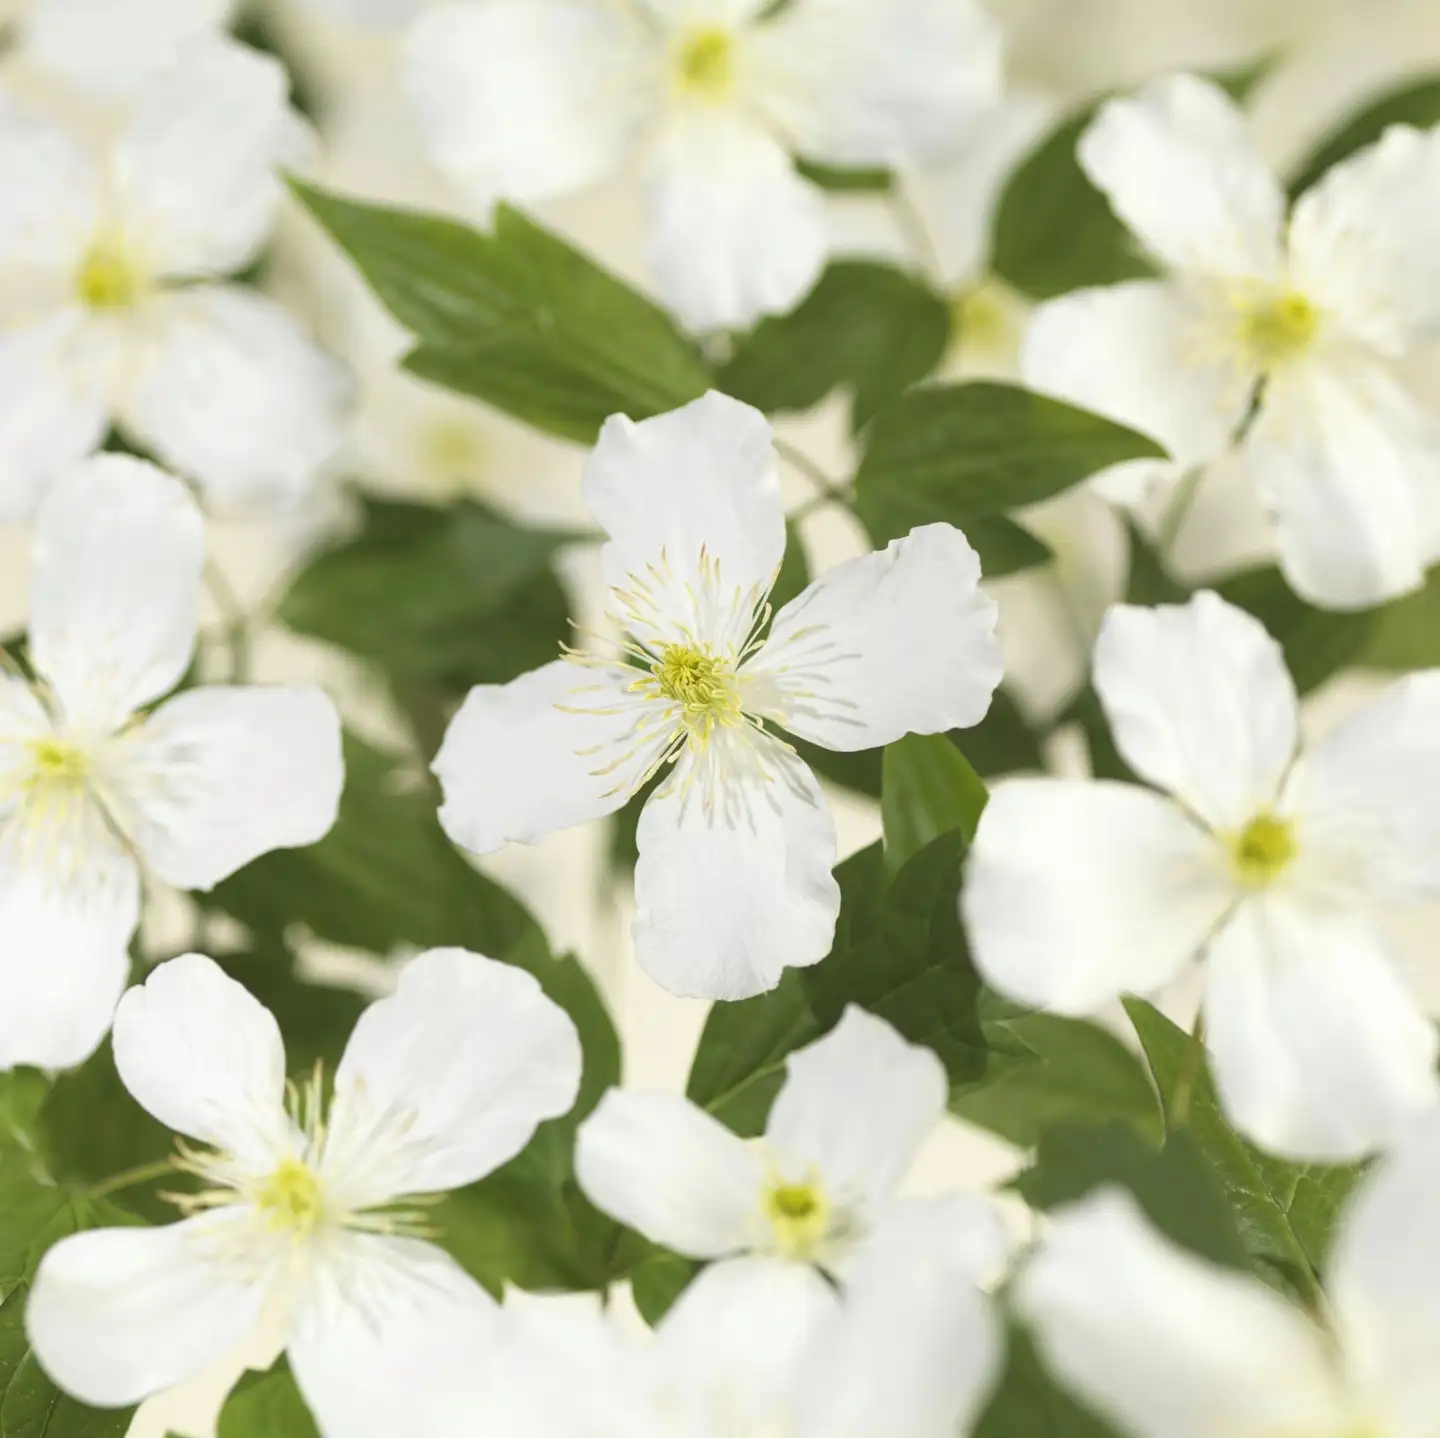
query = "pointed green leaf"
xmin=216 ymin=1358 xmax=320 ymax=1438
xmin=881 ymin=733 xmax=988 ymax=873
xmin=1289 ymin=74 xmax=1440 ymax=199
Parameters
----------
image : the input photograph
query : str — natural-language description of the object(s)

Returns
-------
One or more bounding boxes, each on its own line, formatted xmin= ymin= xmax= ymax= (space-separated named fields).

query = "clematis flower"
xmin=433 ymin=392 xmax=1002 ymax=999
xmin=963 ymin=589 xmax=1440 ymax=1162
xmin=0 ymin=455 xmax=344 ymax=1072
xmin=0 ymin=38 xmax=349 ymax=517
xmin=577 ymin=1006 xmax=1007 ymax=1324
xmin=25 ymin=949 xmax=583 ymax=1437
xmin=403 ymin=0 xmax=1002 ymax=332
xmin=22 ymin=0 xmax=234 ymax=97
xmin=1020 ymin=1113 xmax=1440 ymax=1438
xmin=1022 ymin=73 xmax=1440 ymax=610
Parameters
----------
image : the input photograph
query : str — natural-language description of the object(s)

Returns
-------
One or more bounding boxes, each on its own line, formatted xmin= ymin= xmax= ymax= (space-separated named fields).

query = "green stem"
xmin=1169 ymin=1010 xmax=1207 ymax=1129
xmin=774 ymin=438 xmax=852 ymax=514
xmin=89 ymin=1157 xmax=177 ymax=1199
xmin=204 ymin=560 xmax=251 ymax=683
xmin=1155 ymin=466 xmax=1203 ymax=560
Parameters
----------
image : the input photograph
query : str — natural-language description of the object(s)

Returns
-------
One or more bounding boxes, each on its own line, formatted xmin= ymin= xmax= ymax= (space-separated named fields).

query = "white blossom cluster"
xmin=1 ymin=3 xmax=1440 ymax=1438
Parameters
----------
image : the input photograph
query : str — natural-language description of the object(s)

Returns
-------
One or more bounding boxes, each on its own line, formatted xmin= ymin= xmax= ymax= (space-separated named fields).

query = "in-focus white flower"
xmin=1020 ymin=1112 xmax=1440 ymax=1438
xmin=22 ymin=0 xmax=235 ymax=97
xmin=0 ymin=39 xmax=349 ymax=517
xmin=433 ymin=392 xmax=1002 ymax=999
xmin=1022 ymin=73 xmax=1440 ymax=610
xmin=26 ymin=948 xmax=583 ymax=1437
xmin=403 ymin=0 xmax=1002 ymax=332
xmin=963 ymin=589 xmax=1440 ymax=1162
xmin=577 ymin=1006 xmax=1007 ymax=1325
xmin=0 ymin=456 xmax=344 ymax=1072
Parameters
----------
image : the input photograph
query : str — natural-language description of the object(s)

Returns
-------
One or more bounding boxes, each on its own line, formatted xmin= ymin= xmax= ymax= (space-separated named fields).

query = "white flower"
xmin=432 ymin=392 xmax=1002 ymax=999
xmin=25 ymin=948 xmax=583 ymax=1436
xmin=577 ymin=1006 xmax=1007 ymax=1322
xmin=403 ymin=0 xmax=1002 ymax=332
xmin=1019 ymin=1112 xmax=1440 ymax=1438
xmin=1022 ymin=73 xmax=1440 ymax=609
xmin=962 ymin=589 xmax=1440 ymax=1162
xmin=22 ymin=0 xmax=235 ymax=97
xmin=0 ymin=456 xmax=345 ymax=1072
xmin=0 ymin=39 xmax=349 ymax=517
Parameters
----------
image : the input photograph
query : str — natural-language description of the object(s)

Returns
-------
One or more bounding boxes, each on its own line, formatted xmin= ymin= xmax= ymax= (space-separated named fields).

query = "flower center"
xmin=76 ymin=235 xmax=148 ymax=311
xmin=1227 ymin=812 xmax=1297 ymax=888
xmin=253 ymin=1157 xmax=326 ymax=1236
xmin=1236 ymin=290 xmax=1320 ymax=371
xmin=763 ymin=1178 xmax=831 ymax=1261
xmin=674 ymin=26 xmax=735 ymax=100
xmin=25 ymin=737 xmax=90 ymax=790
xmin=641 ymin=642 xmax=745 ymax=749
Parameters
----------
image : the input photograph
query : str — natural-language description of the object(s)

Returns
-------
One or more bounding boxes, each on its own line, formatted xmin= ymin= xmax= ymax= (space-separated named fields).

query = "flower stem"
xmin=204 ymin=560 xmax=251 ymax=683
xmin=88 ymin=1157 xmax=176 ymax=1200
xmin=774 ymin=438 xmax=852 ymax=517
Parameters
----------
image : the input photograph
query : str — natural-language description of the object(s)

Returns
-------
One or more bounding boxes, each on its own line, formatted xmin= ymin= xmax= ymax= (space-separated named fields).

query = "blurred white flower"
xmin=25 ymin=949 xmax=582 ymax=1437
xmin=578 ymin=1008 xmax=1004 ymax=1303
xmin=0 ymin=39 xmax=350 ymax=517
xmin=964 ymin=589 xmax=1440 ymax=1161
xmin=22 ymin=0 xmax=235 ymax=97
xmin=1020 ymin=1112 xmax=1440 ymax=1438
xmin=433 ymin=392 xmax=1002 ymax=999
xmin=297 ymin=0 xmax=430 ymax=24
xmin=403 ymin=0 xmax=1002 ymax=332
xmin=1024 ymin=73 xmax=1440 ymax=610
xmin=0 ymin=457 xmax=344 ymax=1072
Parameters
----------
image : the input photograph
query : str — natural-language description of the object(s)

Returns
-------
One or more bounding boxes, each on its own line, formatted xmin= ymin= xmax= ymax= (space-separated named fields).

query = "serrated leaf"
xmin=974 ymin=1323 xmax=1121 ymax=1438
xmin=881 ymin=733 xmax=988 ymax=874
xmin=717 ymin=260 xmax=950 ymax=430
xmin=1124 ymin=998 xmax=1362 ymax=1303
xmin=854 ymin=383 xmax=1165 ymax=545
xmin=294 ymin=185 xmax=710 ymax=440
xmin=216 ymin=1358 xmax=319 ymax=1438
xmin=1289 ymin=74 xmax=1440 ymax=199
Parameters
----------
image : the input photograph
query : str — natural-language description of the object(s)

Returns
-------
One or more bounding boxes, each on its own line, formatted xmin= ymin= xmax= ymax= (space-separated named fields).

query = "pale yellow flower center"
xmin=76 ymin=234 xmax=149 ymax=311
xmin=674 ymin=26 xmax=736 ymax=101
xmin=253 ymin=1157 xmax=327 ymax=1236
xmin=763 ymin=1178 xmax=831 ymax=1261
xmin=25 ymin=736 xmax=90 ymax=791
xmin=635 ymin=642 xmax=745 ymax=750
xmin=1227 ymin=812 xmax=1297 ymax=888
xmin=1236 ymin=290 xmax=1320 ymax=372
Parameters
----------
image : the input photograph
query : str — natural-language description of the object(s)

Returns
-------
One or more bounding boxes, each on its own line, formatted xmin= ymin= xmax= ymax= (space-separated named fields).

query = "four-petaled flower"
xmin=433 ymin=391 xmax=1003 ymax=999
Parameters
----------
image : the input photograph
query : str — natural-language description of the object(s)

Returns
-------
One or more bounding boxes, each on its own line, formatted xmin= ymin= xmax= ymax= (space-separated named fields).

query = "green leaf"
xmin=854 ymin=383 xmax=1165 ymax=544
xmin=216 ymin=1359 xmax=320 ymax=1438
xmin=974 ymin=1324 xmax=1121 ymax=1438
xmin=951 ymin=1011 xmax=1162 ymax=1148
xmin=279 ymin=496 xmax=579 ymax=690
xmin=1124 ymin=999 xmax=1362 ymax=1302
xmin=0 ymin=1071 xmax=49 ymax=1164
xmin=793 ymin=157 xmax=894 ymax=193
xmin=1124 ymin=521 xmax=1189 ymax=606
xmin=293 ymin=185 xmax=711 ymax=440
xmin=717 ymin=260 xmax=950 ymax=430
xmin=1359 ymin=567 xmax=1440 ymax=670
xmin=1216 ymin=564 xmax=1376 ymax=695
xmin=1289 ymin=74 xmax=1440 ymax=199
xmin=210 ymin=734 xmax=541 ymax=961
xmin=1014 ymin=1122 xmax=1250 ymax=1271
xmin=628 ymin=1247 xmax=700 ymax=1326
xmin=0 ymin=1282 xmax=135 ymax=1438
xmin=965 ymin=516 xmax=1055 ymax=579
xmin=0 ymin=1168 xmax=139 ymax=1300
xmin=957 ymin=689 xmax=1046 ymax=779
xmin=881 ymin=733 xmax=988 ymax=873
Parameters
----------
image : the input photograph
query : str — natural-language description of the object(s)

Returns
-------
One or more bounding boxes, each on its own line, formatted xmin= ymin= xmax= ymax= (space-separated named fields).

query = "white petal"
xmin=29 ymin=455 xmax=202 ymax=733
xmin=111 ymin=954 xmax=291 ymax=1170
xmin=1078 ymin=73 xmax=1284 ymax=281
xmin=645 ymin=115 xmax=829 ymax=333
xmin=329 ymin=948 xmax=582 ymax=1199
xmin=1017 ymin=1190 xmax=1344 ymax=1438
xmin=0 ymin=316 xmax=109 ymax=519
xmin=755 ymin=0 xmax=1002 ymax=167
xmin=112 ymin=37 xmax=298 ymax=278
xmin=289 ymin=1239 xmax=503 ymax=1438
xmin=963 ymin=778 xmax=1232 ymax=1015
xmin=633 ymin=735 xmax=839 ymax=999
xmin=766 ymin=1007 xmax=945 ymax=1206
xmin=112 ymin=685 xmax=344 ymax=892
xmin=119 ymin=286 xmax=349 ymax=510
xmin=1248 ymin=356 xmax=1440 ymax=610
xmin=1292 ymin=669 xmax=1440 ymax=903
xmin=0 ymin=857 xmax=138 ymax=1071
xmin=1203 ymin=901 xmax=1438 ymax=1163
xmin=1290 ymin=124 xmax=1440 ymax=356
xmin=745 ymin=524 xmax=1002 ymax=752
xmin=584 ymin=392 xmax=786 ymax=649
xmin=1327 ymin=1111 xmax=1440 ymax=1435
xmin=1092 ymin=591 xmax=1299 ymax=830
xmin=1021 ymin=282 xmax=1252 ymax=477
xmin=403 ymin=1 xmax=648 ymax=208
xmin=575 ymin=1090 xmax=762 ymax=1258
xmin=434 ymin=660 xmax=669 ymax=856
xmin=0 ymin=103 xmax=98 ymax=269
xmin=25 ymin=0 xmax=233 ymax=99
xmin=25 ymin=1214 xmax=269 ymax=1409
